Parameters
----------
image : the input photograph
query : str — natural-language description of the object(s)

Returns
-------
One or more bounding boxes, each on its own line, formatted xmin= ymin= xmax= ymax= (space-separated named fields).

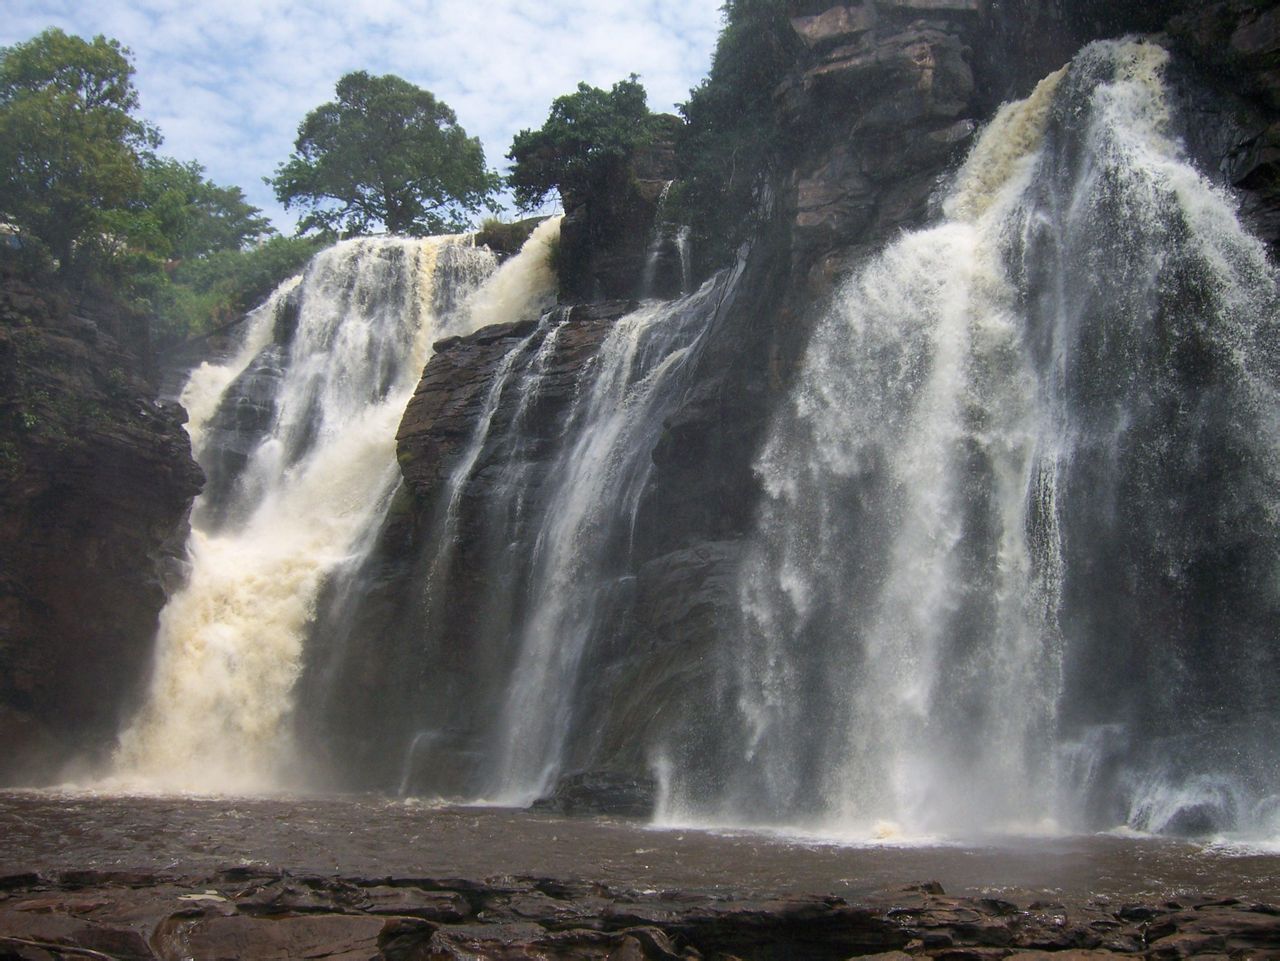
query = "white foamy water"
xmin=662 ymin=39 xmax=1280 ymax=841
xmin=464 ymin=215 xmax=561 ymax=329
xmin=110 ymin=236 xmax=497 ymax=792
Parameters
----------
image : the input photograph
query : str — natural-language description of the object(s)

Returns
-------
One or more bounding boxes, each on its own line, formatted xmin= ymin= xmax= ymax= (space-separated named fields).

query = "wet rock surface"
xmin=531 ymin=771 xmax=659 ymax=818
xmin=0 ymin=868 xmax=1276 ymax=961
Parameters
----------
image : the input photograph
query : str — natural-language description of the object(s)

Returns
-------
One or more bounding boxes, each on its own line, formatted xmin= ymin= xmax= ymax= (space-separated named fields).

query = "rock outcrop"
xmin=0 ymin=271 xmax=203 ymax=784
xmin=558 ymin=115 xmax=683 ymax=302
xmin=0 ymin=868 xmax=1276 ymax=961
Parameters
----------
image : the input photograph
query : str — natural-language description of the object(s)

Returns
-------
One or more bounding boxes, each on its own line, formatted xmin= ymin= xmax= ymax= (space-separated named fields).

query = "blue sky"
xmin=3 ymin=1 xmax=723 ymax=232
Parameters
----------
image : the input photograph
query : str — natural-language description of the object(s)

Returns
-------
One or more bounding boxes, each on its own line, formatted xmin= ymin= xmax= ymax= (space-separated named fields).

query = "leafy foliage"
xmin=0 ymin=28 xmax=156 ymax=280
xmin=271 ymin=72 xmax=499 ymax=236
xmin=136 ymin=156 xmax=272 ymax=261
xmin=0 ymin=28 xmax=295 ymax=343
xmin=506 ymin=76 xmax=655 ymax=211
xmin=672 ymin=0 xmax=801 ymax=273
xmin=145 ymin=236 xmax=322 ymax=343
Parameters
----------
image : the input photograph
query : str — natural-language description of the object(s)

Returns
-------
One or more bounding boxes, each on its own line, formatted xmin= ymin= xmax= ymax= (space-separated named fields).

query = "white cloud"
xmin=3 ymin=0 xmax=722 ymax=231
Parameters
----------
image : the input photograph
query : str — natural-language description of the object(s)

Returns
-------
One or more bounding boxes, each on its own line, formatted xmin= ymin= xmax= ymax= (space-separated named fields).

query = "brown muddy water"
xmin=1 ymin=791 xmax=1277 ymax=906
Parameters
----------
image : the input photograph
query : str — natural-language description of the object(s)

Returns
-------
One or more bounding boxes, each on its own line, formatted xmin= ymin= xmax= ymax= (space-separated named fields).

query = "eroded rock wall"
xmin=0 ymin=272 xmax=203 ymax=784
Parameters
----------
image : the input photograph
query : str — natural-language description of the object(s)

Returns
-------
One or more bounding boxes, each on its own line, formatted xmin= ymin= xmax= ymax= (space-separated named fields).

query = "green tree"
xmin=506 ymin=76 xmax=655 ymax=210
xmin=145 ymin=235 xmax=321 ymax=343
xmin=0 ymin=28 xmax=157 ymax=280
xmin=128 ymin=159 xmax=298 ymax=342
xmin=0 ymin=27 xmax=288 ymax=345
xmin=137 ymin=156 xmax=273 ymax=261
xmin=271 ymin=71 xmax=498 ymax=236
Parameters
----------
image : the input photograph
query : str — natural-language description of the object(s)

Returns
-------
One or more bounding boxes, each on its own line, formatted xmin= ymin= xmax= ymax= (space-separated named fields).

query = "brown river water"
xmin=1 ymin=791 xmax=1277 ymax=907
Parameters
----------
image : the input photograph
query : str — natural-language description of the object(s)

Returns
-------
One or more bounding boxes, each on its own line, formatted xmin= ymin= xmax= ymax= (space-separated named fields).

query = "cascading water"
xmin=639 ymin=181 xmax=693 ymax=300
xmin=482 ymin=273 xmax=735 ymax=803
xmin=111 ymin=235 xmax=496 ymax=792
xmin=290 ymin=217 xmax=565 ymax=797
xmin=349 ymin=241 xmax=737 ymax=801
xmin=661 ymin=40 xmax=1279 ymax=840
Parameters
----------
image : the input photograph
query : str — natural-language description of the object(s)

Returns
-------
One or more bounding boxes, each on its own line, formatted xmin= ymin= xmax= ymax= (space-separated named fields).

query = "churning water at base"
xmin=662 ymin=40 xmax=1279 ymax=841
xmin=111 ymin=236 xmax=498 ymax=792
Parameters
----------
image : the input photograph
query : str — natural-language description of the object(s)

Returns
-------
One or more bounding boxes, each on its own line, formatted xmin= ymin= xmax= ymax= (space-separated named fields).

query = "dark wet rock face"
xmin=531 ymin=770 xmax=658 ymax=818
xmin=0 ymin=271 xmax=203 ymax=784
xmin=558 ymin=115 xmax=682 ymax=302
xmin=0 ymin=869 xmax=1276 ymax=961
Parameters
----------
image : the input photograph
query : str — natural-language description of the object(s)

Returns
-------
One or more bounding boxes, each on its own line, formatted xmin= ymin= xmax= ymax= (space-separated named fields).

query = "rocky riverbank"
xmin=1 ymin=866 xmax=1277 ymax=960
xmin=2 ymin=792 xmax=1278 ymax=961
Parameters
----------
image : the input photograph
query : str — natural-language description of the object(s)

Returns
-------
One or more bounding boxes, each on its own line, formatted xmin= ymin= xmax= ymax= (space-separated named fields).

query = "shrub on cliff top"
xmin=507 ymin=76 xmax=659 ymax=211
xmin=672 ymin=0 xmax=801 ymax=276
xmin=272 ymin=72 xmax=501 ymax=237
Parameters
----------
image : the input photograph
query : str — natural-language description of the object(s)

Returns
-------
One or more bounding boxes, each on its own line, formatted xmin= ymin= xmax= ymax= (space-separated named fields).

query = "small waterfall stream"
xmin=639 ymin=181 xmax=693 ymax=300
xmin=482 ymin=274 xmax=736 ymax=803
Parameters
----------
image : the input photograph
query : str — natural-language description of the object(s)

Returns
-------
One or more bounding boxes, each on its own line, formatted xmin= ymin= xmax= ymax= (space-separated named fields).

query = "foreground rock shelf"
xmin=1 ymin=868 xmax=1277 ymax=961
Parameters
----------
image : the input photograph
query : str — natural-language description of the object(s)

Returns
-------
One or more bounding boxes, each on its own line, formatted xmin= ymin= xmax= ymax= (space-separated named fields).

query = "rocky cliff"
xmin=0 ymin=270 xmax=203 ymax=784
xmin=342 ymin=0 xmax=1279 ymax=811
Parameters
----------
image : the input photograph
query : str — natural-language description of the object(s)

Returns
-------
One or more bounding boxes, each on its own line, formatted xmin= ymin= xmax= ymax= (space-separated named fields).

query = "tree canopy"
xmin=271 ymin=72 xmax=498 ymax=236
xmin=506 ymin=76 xmax=655 ymax=211
xmin=136 ymin=156 xmax=272 ymax=261
xmin=0 ymin=28 xmax=302 ymax=343
xmin=0 ymin=28 xmax=156 ymax=278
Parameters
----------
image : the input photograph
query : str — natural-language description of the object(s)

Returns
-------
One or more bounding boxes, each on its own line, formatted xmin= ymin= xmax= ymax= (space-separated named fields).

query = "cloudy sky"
xmin=3 ymin=1 xmax=724 ymax=231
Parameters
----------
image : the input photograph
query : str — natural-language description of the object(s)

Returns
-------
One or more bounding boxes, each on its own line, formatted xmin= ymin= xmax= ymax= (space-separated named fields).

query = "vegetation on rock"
xmin=145 ymin=235 xmax=322 ymax=343
xmin=506 ymin=76 xmax=659 ymax=211
xmin=473 ymin=216 xmax=548 ymax=259
xmin=671 ymin=0 xmax=801 ymax=275
xmin=271 ymin=71 xmax=500 ymax=237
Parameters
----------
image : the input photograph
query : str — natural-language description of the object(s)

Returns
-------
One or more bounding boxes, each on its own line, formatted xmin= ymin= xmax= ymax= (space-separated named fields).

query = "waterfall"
xmin=638 ymin=182 xmax=693 ymax=300
xmin=662 ymin=40 xmax=1279 ymax=839
xmin=464 ymin=216 xmax=562 ymax=330
xmin=480 ymin=276 xmax=734 ymax=803
xmin=291 ymin=219 xmax=564 ymax=798
xmin=111 ymin=236 xmax=496 ymax=792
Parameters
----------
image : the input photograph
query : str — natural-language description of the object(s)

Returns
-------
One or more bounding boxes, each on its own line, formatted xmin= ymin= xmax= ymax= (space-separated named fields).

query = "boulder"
xmin=531 ymin=770 xmax=658 ymax=818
